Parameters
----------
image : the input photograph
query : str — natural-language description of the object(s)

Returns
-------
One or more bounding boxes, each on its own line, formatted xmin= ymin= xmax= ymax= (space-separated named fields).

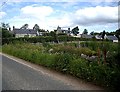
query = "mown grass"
xmin=2 ymin=42 xmax=120 ymax=91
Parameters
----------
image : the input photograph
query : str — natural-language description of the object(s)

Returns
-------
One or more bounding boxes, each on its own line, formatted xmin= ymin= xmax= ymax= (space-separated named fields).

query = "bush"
xmin=2 ymin=42 xmax=120 ymax=91
xmin=53 ymin=45 xmax=97 ymax=56
xmin=53 ymin=53 xmax=73 ymax=72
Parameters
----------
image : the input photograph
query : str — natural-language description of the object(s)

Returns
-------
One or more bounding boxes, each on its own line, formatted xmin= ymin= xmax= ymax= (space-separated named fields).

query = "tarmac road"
xmin=1 ymin=53 xmax=104 ymax=91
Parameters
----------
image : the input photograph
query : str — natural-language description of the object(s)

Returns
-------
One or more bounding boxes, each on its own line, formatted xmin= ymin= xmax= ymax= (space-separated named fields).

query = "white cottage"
xmin=106 ymin=35 xmax=118 ymax=43
xmin=13 ymin=28 xmax=38 ymax=38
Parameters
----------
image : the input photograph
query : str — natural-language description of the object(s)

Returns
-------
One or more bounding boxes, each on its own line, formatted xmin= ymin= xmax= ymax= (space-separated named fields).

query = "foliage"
xmin=71 ymin=26 xmax=79 ymax=36
xmin=2 ymin=42 xmax=120 ymax=91
xmin=1 ymin=28 xmax=13 ymax=38
xmin=57 ymin=33 xmax=67 ymax=36
xmin=33 ymin=24 xmax=39 ymax=31
xmin=2 ymin=36 xmax=85 ymax=45
xmin=116 ymin=28 xmax=120 ymax=35
xmin=52 ymin=45 xmax=96 ymax=56
xmin=90 ymin=31 xmax=94 ymax=35
xmin=83 ymin=29 xmax=88 ymax=34
xmin=39 ymin=29 xmax=46 ymax=32
xmin=115 ymin=28 xmax=120 ymax=39
xmin=80 ymin=41 xmax=119 ymax=67
xmin=1 ymin=23 xmax=10 ymax=29
xmin=20 ymin=24 xmax=28 ymax=29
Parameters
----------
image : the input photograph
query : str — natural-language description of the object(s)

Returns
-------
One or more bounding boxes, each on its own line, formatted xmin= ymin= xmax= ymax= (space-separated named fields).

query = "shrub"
xmin=52 ymin=45 xmax=96 ymax=57
xmin=53 ymin=53 xmax=73 ymax=72
xmin=2 ymin=42 xmax=120 ymax=91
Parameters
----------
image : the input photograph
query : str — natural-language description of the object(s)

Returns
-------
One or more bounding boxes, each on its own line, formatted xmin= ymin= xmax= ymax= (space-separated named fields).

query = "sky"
xmin=0 ymin=0 xmax=119 ymax=34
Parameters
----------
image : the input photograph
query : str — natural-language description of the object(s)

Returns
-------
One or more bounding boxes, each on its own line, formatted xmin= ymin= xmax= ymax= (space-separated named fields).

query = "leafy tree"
xmin=39 ymin=29 xmax=45 ymax=32
xmin=106 ymin=32 xmax=115 ymax=35
xmin=20 ymin=24 xmax=28 ymax=29
xmin=94 ymin=32 xmax=99 ymax=35
xmin=1 ymin=23 xmax=9 ymax=29
xmin=47 ymin=30 xmax=49 ymax=33
xmin=50 ymin=31 xmax=55 ymax=37
xmin=0 ymin=23 xmax=13 ymax=38
xmin=102 ymin=30 xmax=105 ymax=39
xmin=116 ymin=28 xmax=120 ymax=35
xmin=50 ymin=31 xmax=58 ymax=43
xmin=54 ymin=30 xmax=57 ymax=33
xmin=33 ymin=24 xmax=39 ymax=31
xmin=90 ymin=31 xmax=94 ymax=35
xmin=83 ymin=29 xmax=88 ymax=34
xmin=115 ymin=28 xmax=120 ymax=38
xmin=0 ymin=28 xmax=13 ymax=38
xmin=71 ymin=26 xmax=79 ymax=36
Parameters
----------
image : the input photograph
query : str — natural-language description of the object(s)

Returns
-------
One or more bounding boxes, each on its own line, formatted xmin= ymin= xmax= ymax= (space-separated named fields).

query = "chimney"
xmin=68 ymin=28 xmax=70 ymax=31
xmin=13 ymin=26 xmax=15 ymax=30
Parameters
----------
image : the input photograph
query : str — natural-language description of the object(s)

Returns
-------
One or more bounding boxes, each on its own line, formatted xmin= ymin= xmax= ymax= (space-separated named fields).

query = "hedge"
xmin=2 ymin=36 xmax=103 ymax=45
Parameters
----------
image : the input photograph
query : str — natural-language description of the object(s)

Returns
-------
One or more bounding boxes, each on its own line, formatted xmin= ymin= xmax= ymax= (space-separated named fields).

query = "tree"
xmin=0 ymin=23 xmax=13 ymax=38
xmin=1 ymin=23 xmax=9 ymax=29
xmin=20 ymin=24 xmax=28 ymax=29
xmin=116 ymin=28 xmax=120 ymax=35
xmin=39 ymin=29 xmax=45 ymax=32
xmin=90 ymin=31 xmax=94 ymax=35
xmin=50 ymin=31 xmax=58 ymax=43
xmin=83 ymin=29 xmax=88 ymax=34
xmin=33 ymin=24 xmax=39 ymax=31
xmin=71 ymin=26 xmax=79 ymax=36
xmin=94 ymin=32 xmax=100 ymax=35
xmin=102 ymin=30 xmax=105 ymax=39
xmin=116 ymin=28 xmax=120 ymax=38
xmin=0 ymin=28 xmax=13 ymax=38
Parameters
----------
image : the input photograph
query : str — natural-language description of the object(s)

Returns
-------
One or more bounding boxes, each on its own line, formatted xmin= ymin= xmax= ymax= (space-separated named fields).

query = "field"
xmin=2 ymin=41 xmax=120 ymax=91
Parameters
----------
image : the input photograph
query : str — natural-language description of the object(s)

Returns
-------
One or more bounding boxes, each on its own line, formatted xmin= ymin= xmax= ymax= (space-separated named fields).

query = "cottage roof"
xmin=13 ymin=28 xmax=37 ymax=34
xmin=107 ymin=36 xmax=118 ymax=40
xmin=82 ymin=34 xmax=94 ymax=39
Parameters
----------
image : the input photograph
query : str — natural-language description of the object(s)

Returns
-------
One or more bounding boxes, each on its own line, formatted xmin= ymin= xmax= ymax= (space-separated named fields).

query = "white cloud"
xmin=0 ymin=12 xmax=6 ymax=19
xmin=74 ymin=6 xmax=118 ymax=26
xmin=46 ymin=16 xmax=73 ymax=28
xmin=20 ymin=5 xmax=53 ymax=19
xmin=9 ymin=4 xmax=73 ymax=30
xmin=7 ymin=4 xmax=118 ymax=33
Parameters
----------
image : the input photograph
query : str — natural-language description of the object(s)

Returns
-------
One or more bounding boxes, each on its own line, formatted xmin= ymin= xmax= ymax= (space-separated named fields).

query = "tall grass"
xmin=2 ymin=42 xmax=120 ymax=91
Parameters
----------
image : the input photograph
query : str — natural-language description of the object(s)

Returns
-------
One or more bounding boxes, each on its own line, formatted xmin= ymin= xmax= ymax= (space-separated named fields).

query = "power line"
xmin=0 ymin=0 xmax=9 ymax=9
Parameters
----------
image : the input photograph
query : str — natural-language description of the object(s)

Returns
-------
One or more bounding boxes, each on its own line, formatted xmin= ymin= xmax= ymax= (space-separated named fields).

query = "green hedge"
xmin=2 ymin=36 xmax=103 ymax=45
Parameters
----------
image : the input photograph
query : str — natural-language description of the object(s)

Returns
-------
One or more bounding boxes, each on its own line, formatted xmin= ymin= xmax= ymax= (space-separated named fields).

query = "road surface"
xmin=2 ymin=53 xmax=104 ymax=90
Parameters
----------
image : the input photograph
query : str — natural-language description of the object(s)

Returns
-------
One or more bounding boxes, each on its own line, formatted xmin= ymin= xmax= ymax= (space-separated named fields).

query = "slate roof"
xmin=13 ymin=28 xmax=37 ymax=34
xmin=81 ymin=34 xmax=94 ymax=39
xmin=107 ymin=36 xmax=118 ymax=40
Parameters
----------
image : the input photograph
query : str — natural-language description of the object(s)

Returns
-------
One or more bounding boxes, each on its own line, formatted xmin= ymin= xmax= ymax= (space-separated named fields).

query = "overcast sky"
xmin=0 ymin=0 xmax=119 ymax=34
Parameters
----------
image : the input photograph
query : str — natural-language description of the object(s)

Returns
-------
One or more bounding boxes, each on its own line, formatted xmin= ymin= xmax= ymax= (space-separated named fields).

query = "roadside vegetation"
xmin=1 ymin=23 xmax=120 ymax=91
xmin=2 ymin=41 xmax=120 ymax=91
